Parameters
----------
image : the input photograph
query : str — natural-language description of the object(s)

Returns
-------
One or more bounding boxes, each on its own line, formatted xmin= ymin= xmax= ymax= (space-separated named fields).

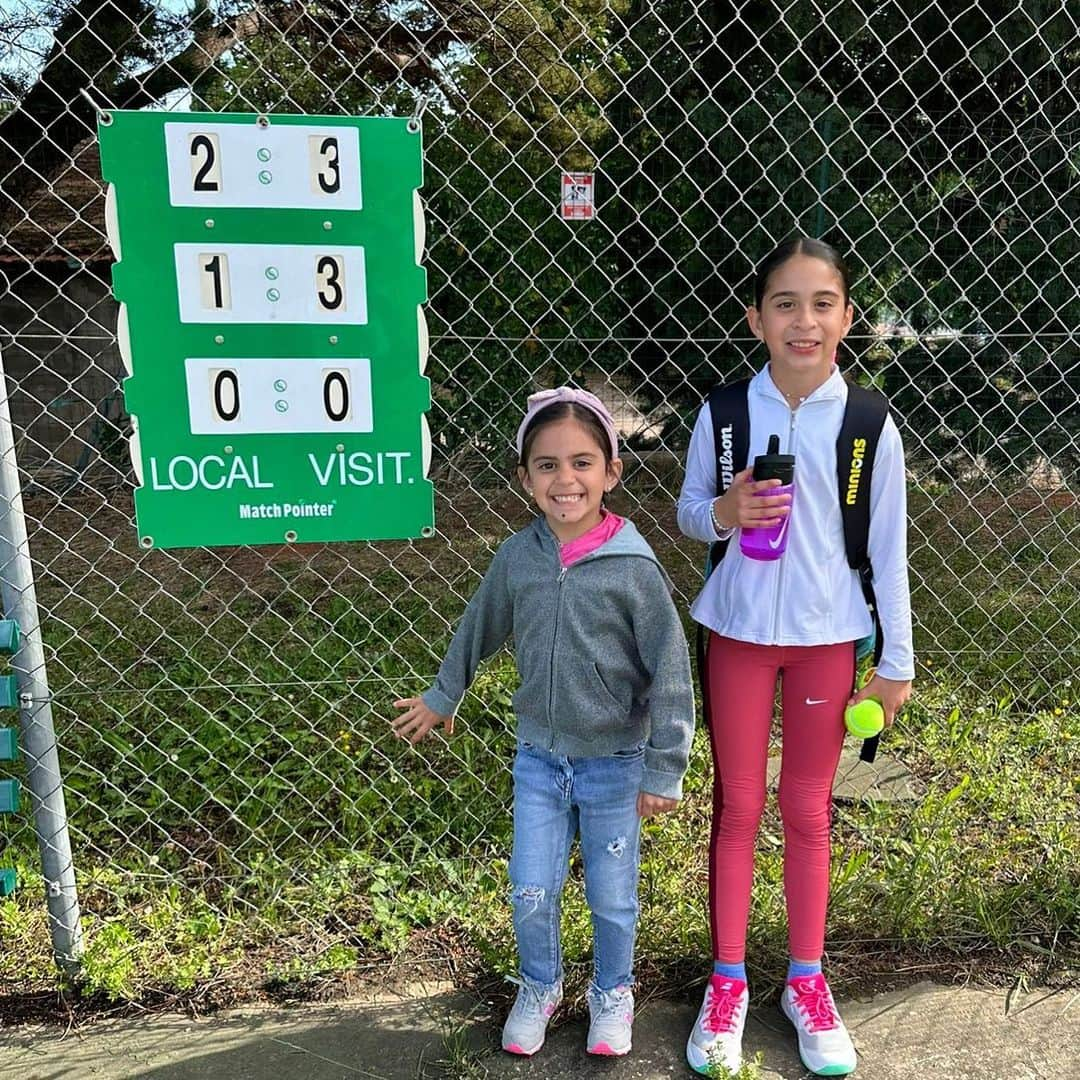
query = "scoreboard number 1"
xmin=200 ymin=253 xmax=231 ymax=309
xmin=178 ymin=243 xmax=366 ymax=323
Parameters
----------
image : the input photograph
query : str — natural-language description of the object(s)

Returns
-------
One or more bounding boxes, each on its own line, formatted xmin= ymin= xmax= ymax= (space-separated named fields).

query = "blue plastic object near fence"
xmin=0 ymin=722 xmax=16 ymax=896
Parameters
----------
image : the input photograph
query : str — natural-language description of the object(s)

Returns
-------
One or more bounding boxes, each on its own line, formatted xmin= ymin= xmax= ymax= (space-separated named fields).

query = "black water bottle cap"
xmin=752 ymin=434 xmax=795 ymax=483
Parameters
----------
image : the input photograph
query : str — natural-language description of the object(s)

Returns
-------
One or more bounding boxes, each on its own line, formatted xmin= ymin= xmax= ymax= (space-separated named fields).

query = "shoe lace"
xmin=792 ymin=979 xmax=839 ymax=1033
xmin=592 ymin=987 xmax=630 ymax=1021
xmin=506 ymin=976 xmax=543 ymax=1020
xmin=704 ymin=983 xmax=741 ymax=1034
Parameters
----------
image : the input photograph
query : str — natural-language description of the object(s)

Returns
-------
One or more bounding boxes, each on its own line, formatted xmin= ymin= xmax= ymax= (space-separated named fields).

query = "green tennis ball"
xmin=845 ymin=698 xmax=885 ymax=739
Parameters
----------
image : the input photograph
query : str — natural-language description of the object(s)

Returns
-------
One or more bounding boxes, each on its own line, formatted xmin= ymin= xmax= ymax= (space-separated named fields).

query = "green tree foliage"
xmin=197 ymin=1 xmax=630 ymax=479
xmin=3 ymin=1 xmax=1074 ymax=472
xmin=598 ymin=1 xmax=1079 ymax=472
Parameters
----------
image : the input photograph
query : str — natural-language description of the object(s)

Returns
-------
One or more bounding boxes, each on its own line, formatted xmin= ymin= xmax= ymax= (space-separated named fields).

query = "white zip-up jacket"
xmin=677 ymin=364 xmax=915 ymax=681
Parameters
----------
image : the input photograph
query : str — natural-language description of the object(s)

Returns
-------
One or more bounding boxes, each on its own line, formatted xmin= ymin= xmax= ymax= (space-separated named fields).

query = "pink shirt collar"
xmin=559 ymin=510 xmax=626 ymax=567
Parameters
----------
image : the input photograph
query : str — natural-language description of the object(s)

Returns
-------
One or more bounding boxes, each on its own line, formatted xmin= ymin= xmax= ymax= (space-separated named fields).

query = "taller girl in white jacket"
xmin=678 ymin=237 xmax=914 ymax=1079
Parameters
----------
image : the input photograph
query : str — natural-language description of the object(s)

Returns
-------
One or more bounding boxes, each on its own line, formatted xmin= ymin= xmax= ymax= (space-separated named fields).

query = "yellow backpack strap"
xmin=837 ymin=382 xmax=890 ymax=762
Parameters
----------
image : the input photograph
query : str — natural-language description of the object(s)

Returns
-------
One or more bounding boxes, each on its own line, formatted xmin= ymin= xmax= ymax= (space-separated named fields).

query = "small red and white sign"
xmin=561 ymin=172 xmax=595 ymax=220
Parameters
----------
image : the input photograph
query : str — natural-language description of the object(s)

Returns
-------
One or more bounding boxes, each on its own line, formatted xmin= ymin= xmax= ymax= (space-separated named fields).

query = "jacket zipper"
xmin=543 ymin=538 xmax=653 ymax=751
xmin=771 ymin=408 xmax=799 ymax=642
xmin=548 ymin=562 xmax=568 ymax=750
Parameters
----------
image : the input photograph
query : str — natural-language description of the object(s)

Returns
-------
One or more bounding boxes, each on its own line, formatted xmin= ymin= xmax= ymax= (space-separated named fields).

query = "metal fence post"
xmin=0 ymin=347 xmax=83 ymax=976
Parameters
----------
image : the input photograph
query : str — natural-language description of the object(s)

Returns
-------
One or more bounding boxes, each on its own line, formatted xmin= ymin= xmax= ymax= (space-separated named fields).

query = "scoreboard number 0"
xmin=322 ymin=368 xmax=350 ymax=421
xmin=206 ymin=367 xmax=353 ymax=424
xmin=210 ymin=369 xmax=240 ymax=421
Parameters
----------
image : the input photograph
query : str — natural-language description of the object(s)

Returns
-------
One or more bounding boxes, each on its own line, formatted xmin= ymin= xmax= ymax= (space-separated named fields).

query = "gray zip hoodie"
xmin=422 ymin=516 xmax=695 ymax=800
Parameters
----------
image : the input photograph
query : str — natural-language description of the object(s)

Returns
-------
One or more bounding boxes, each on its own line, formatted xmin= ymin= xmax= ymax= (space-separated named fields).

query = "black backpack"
xmin=699 ymin=377 xmax=890 ymax=762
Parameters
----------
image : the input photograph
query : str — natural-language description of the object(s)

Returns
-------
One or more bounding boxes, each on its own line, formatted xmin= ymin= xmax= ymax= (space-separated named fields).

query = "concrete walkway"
xmin=2 ymin=980 xmax=1076 ymax=1079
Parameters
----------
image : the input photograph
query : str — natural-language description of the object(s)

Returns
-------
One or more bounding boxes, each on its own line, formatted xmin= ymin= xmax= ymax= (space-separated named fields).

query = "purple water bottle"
xmin=739 ymin=434 xmax=795 ymax=562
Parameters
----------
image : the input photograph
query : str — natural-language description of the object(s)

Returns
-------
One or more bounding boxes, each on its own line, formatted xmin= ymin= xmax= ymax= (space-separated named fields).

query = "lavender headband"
xmin=514 ymin=387 xmax=619 ymax=460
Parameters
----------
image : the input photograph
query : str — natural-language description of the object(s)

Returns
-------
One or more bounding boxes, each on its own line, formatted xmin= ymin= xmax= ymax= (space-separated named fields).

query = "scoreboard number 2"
xmin=166 ymin=122 xmax=361 ymax=210
xmin=189 ymin=133 xmax=222 ymax=192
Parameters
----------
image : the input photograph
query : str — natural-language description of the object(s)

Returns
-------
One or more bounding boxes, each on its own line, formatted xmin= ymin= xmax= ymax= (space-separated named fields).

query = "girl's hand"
xmin=637 ymin=792 xmax=679 ymax=817
xmin=391 ymin=697 xmax=454 ymax=744
xmin=848 ymin=675 xmax=911 ymax=728
xmin=712 ymin=467 xmax=791 ymax=531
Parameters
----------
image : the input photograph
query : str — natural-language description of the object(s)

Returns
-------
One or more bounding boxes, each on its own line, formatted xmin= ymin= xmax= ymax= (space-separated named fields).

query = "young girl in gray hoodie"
xmin=393 ymin=386 xmax=694 ymax=1059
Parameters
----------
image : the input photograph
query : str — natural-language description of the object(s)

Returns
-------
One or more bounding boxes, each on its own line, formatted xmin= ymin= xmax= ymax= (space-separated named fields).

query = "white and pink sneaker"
xmin=586 ymin=984 xmax=634 ymax=1055
xmin=501 ymin=977 xmax=562 ymax=1056
xmin=685 ymin=974 xmax=749 ymax=1074
xmin=781 ymin=973 xmax=857 ymax=1075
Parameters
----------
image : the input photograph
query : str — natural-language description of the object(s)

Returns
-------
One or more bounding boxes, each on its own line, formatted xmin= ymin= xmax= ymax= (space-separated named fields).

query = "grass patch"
xmin=0 ymin=482 xmax=1076 ymax=1008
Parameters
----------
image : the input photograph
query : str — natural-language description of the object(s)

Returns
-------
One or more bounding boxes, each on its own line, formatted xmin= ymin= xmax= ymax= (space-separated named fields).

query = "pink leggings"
xmin=705 ymin=633 xmax=854 ymax=962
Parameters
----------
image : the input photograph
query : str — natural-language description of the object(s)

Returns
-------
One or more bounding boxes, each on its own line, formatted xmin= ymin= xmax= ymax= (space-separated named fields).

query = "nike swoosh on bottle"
xmin=768 ymin=515 xmax=790 ymax=550
xmin=805 ymin=698 xmax=828 ymax=705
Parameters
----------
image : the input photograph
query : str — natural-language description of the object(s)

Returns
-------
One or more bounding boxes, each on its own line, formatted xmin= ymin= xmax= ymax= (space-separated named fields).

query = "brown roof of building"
xmin=1 ymin=139 xmax=110 ymax=264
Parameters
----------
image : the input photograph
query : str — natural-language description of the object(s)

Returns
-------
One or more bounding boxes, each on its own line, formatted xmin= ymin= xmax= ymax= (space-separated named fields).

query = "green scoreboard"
xmin=98 ymin=111 xmax=433 ymax=549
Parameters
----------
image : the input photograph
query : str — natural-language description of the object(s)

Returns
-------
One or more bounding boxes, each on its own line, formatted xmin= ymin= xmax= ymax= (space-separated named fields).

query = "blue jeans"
xmin=509 ymin=741 xmax=644 ymax=992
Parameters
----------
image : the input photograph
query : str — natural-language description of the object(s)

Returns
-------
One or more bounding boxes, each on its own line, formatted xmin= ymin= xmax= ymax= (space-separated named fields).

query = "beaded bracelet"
xmin=710 ymin=499 xmax=728 ymax=536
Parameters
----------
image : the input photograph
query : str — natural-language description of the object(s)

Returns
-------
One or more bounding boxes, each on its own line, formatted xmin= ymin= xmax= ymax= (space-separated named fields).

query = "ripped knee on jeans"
xmin=511 ymin=883 xmax=546 ymax=916
xmin=606 ymin=835 xmax=628 ymax=858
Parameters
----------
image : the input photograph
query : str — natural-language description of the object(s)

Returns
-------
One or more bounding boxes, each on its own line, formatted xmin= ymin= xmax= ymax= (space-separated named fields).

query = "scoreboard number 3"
xmin=166 ymin=122 xmax=361 ymax=209
xmin=316 ymin=255 xmax=345 ymax=311
xmin=310 ymin=136 xmax=341 ymax=195
xmin=195 ymin=251 xmax=351 ymax=313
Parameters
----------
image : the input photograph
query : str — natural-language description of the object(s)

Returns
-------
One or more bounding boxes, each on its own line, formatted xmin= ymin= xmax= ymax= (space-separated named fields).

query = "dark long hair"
xmin=517 ymin=402 xmax=614 ymax=469
xmin=753 ymin=237 xmax=851 ymax=308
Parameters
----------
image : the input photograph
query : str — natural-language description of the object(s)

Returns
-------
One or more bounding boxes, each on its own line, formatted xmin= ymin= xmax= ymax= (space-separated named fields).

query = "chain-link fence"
xmin=0 ymin=1 xmax=1077 ymax=1001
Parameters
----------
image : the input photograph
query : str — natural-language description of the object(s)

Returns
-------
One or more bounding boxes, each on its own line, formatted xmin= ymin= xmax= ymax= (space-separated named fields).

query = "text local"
xmin=148 ymin=451 xmax=415 ymax=491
